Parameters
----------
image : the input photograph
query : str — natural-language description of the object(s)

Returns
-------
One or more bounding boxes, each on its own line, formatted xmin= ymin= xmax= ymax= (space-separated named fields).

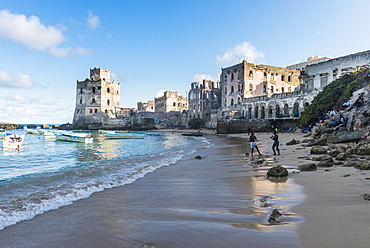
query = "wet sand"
xmin=0 ymin=133 xmax=302 ymax=248
xmin=1 ymin=131 xmax=369 ymax=248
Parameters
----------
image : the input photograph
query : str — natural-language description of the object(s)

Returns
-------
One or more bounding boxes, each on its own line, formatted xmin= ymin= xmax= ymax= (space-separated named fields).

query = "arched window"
xmin=92 ymin=98 xmax=96 ymax=104
xmin=263 ymin=85 xmax=266 ymax=93
xmin=271 ymin=86 xmax=274 ymax=93
xmin=288 ymin=87 xmax=292 ymax=92
xmin=224 ymin=87 xmax=227 ymax=94
xmin=255 ymin=106 xmax=259 ymax=119
xmin=238 ymin=97 xmax=241 ymax=104
xmin=231 ymin=99 xmax=234 ymax=105
xmin=231 ymin=86 xmax=234 ymax=93
xmin=261 ymin=106 xmax=265 ymax=119
xmin=80 ymin=98 xmax=82 ymax=104
xmin=281 ymin=75 xmax=285 ymax=81
xmin=231 ymin=73 xmax=234 ymax=81
xmin=284 ymin=104 xmax=289 ymax=115
xmin=173 ymin=102 xmax=176 ymax=106
xmin=264 ymin=72 xmax=267 ymax=77
xmin=107 ymin=99 xmax=110 ymax=106
xmin=107 ymin=88 xmax=110 ymax=93
xmin=90 ymin=109 xmax=93 ymax=113
xmin=288 ymin=75 xmax=291 ymax=82
xmin=92 ymin=87 xmax=96 ymax=94
xmin=249 ymin=84 xmax=253 ymax=91
xmin=105 ymin=110 xmax=108 ymax=113
xmin=80 ymin=88 xmax=83 ymax=94
xmin=281 ymin=87 xmax=285 ymax=93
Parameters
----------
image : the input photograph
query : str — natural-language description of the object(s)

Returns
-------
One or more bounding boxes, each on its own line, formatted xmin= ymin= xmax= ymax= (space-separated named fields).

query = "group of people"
xmin=248 ymin=130 xmax=280 ymax=158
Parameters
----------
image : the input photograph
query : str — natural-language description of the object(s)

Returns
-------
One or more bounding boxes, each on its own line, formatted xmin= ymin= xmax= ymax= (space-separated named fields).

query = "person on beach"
xmin=270 ymin=131 xmax=280 ymax=155
xmin=249 ymin=132 xmax=261 ymax=157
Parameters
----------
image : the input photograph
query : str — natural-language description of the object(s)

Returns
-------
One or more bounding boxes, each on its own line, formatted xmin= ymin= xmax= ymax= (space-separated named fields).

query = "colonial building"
xmin=137 ymin=100 xmax=155 ymax=112
xmin=154 ymin=91 xmax=188 ymax=113
xmin=220 ymin=60 xmax=301 ymax=118
xmin=73 ymin=68 xmax=121 ymax=126
xmin=188 ymin=79 xmax=221 ymax=126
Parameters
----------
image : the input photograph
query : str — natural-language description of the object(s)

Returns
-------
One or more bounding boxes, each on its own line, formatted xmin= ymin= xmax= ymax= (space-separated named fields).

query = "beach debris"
xmin=266 ymin=165 xmax=289 ymax=177
xmin=310 ymin=146 xmax=327 ymax=154
xmin=363 ymin=194 xmax=370 ymax=201
xmin=298 ymin=163 xmax=317 ymax=171
xmin=195 ymin=156 xmax=202 ymax=160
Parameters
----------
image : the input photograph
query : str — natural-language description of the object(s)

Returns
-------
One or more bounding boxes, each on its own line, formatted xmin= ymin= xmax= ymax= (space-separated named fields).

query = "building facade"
xmin=220 ymin=60 xmax=301 ymax=118
xmin=137 ymin=100 xmax=155 ymax=112
xmin=154 ymin=91 xmax=188 ymax=113
xmin=73 ymin=68 xmax=120 ymax=126
xmin=188 ymin=79 xmax=221 ymax=122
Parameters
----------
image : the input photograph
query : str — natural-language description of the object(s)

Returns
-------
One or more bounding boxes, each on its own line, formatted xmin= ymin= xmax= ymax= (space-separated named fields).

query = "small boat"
xmin=181 ymin=132 xmax=203 ymax=137
xmin=0 ymin=129 xmax=11 ymax=136
xmin=42 ymin=130 xmax=57 ymax=140
xmin=24 ymin=128 xmax=40 ymax=135
xmin=55 ymin=133 xmax=93 ymax=143
xmin=2 ymin=134 xmax=25 ymax=149
xmin=103 ymin=132 xmax=145 ymax=139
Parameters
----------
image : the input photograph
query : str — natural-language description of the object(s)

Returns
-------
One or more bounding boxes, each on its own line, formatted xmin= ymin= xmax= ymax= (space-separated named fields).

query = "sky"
xmin=1 ymin=0 xmax=370 ymax=124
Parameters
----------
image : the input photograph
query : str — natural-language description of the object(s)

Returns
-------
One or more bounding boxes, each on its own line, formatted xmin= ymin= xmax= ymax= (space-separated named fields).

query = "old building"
xmin=137 ymin=100 xmax=155 ymax=112
xmin=188 ymin=79 xmax=221 ymax=126
xmin=73 ymin=68 xmax=121 ymax=126
xmin=220 ymin=60 xmax=301 ymax=118
xmin=154 ymin=91 xmax=188 ymax=113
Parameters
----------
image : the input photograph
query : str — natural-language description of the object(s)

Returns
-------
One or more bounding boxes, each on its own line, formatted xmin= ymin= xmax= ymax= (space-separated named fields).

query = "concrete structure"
xmin=137 ymin=100 xmax=154 ymax=112
xmin=287 ymin=56 xmax=332 ymax=71
xmin=299 ymin=50 xmax=370 ymax=92
xmin=73 ymin=68 xmax=121 ymax=127
xmin=154 ymin=91 xmax=188 ymax=113
xmin=188 ymin=80 xmax=221 ymax=128
xmin=220 ymin=60 xmax=301 ymax=118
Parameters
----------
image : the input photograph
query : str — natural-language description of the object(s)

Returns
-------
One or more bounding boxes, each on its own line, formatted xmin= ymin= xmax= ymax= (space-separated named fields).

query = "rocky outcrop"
xmin=266 ymin=165 xmax=289 ymax=177
xmin=0 ymin=123 xmax=19 ymax=129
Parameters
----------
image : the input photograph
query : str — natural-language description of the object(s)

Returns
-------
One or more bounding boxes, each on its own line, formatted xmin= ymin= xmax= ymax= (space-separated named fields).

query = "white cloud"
xmin=0 ymin=10 xmax=90 ymax=58
xmin=0 ymin=10 xmax=65 ymax=51
xmin=86 ymin=10 xmax=101 ymax=30
xmin=216 ymin=41 xmax=264 ymax=64
xmin=111 ymin=72 xmax=126 ymax=82
xmin=0 ymin=71 xmax=35 ymax=88
xmin=155 ymin=90 xmax=165 ymax=98
xmin=49 ymin=46 xmax=91 ymax=58
xmin=193 ymin=73 xmax=218 ymax=82
xmin=5 ymin=93 xmax=56 ymax=105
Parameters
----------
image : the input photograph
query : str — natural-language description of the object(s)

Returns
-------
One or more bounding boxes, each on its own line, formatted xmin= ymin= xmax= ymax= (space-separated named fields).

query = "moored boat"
xmin=55 ymin=133 xmax=93 ymax=143
xmin=103 ymin=132 xmax=145 ymax=139
xmin=25 ymin=128 xmax=40 ymax=135
xmin=2 ymin=134 xmax=25 ymax=149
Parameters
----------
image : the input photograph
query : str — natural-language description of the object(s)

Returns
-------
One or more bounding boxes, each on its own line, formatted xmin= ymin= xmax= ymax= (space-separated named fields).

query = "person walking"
xmin=250 ymin=131 xmax=262 ymax=157
xmin=270 ymin=131 xmax=280 ymax=155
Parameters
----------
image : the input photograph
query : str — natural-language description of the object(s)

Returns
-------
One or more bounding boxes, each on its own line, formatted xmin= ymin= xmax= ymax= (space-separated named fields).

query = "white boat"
xmin=2 ymin=134 xmax=25 ymax=149
xmin=55 ymin=133 xmax=93 ymax=143
xmin=24 ymin=128 xmax=40 ymax=135
xmin=103 ymin=132 xmax=145 ymax=139
xmin=42 ymin=130 xmax=57 ymax=140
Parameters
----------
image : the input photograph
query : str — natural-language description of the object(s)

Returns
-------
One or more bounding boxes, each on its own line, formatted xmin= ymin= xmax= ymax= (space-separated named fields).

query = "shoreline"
xmin=0 ymin=131 xmax=368 ymax=247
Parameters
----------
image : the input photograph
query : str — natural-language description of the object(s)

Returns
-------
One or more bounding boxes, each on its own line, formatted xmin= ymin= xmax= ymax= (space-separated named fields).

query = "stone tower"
xmin=73 ymin=68 xmax=120 ymax=126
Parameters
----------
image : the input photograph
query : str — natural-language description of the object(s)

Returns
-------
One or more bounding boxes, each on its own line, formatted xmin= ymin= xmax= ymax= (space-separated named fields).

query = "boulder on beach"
xmin=286 ymin=139 xmax=299 ymax=145
xmin=310 ymin=146 xmax=327 ymax=154
xmin=354 ymin=162 xmax=370 ymax=170
xmin=329 ymin=150 xmax=341 ymax=157
xmin=298 ymin=163 xmax=317 ymax=171
xmin=312 ymin=154 xmax=332 ymax=161
xmin=336 ymin=153 xmax=348 ymax=160
xmin=266 ymin=165 xmax=289 ymax=177
xmin=317 ymin=160 xmax=334 ymax=167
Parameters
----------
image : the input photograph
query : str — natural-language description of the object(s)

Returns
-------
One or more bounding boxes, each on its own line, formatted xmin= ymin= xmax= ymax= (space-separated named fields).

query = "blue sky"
xmin=0 ymin=0 xmax=370 ymax=124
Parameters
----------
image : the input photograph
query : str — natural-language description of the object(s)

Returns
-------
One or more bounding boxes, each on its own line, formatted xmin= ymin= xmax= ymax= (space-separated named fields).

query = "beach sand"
xmin=0 ymin=132 xmax=369 ymax=247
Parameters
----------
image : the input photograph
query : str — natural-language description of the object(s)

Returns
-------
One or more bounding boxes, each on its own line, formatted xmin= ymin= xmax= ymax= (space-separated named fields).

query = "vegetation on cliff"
xmin=299 ymin=69 xmax=370 ymax=125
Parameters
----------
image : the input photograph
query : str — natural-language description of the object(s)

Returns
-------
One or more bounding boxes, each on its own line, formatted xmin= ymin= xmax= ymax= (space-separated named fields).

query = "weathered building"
xmin=154 ymin=91 xmax=188 ymax=113
xmin=299 ymin=50 xmax=370 ymax=92
xmin=137 ymin=100 xmax=155 ymax=112
xmin=73 ymin=68 xmax=121 ymax=127
xmin=188 ymin=79 xmax=221 ymax=127
xmin=286 ymin=56 xmax=332 ymax=71
xmin=220 ymin=60 xmax=301 ymax=118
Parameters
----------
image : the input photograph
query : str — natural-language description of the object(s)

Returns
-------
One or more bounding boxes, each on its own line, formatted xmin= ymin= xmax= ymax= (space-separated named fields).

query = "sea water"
xmin=0 ymin=130 xmax=210 ymax=230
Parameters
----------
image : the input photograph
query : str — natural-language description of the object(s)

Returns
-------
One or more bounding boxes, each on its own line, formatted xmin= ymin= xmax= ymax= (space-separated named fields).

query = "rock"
xmin=268 ymin=217 xmax=280 ymax=224
xmin=307 ymin=138 xmax=327 ymax=146
xmin=286 ymin=139 xmax=299 ymax=145
xmin=270 ymin=209 xmax=282 ymax=218
xmin=330 ymin=130 xmax=365 ymax=143
xmin=336 ymin=153 xmax=348 ymax=160
xmin=354 ymin=162 xmax=370 ymax=170
xmin=298 ymin=163 xmax=317 ymax=171
xmin=312 ymin=154 xmax=332 ymax=161
xmin=363 ymin=194 xmax=370 ymax=201
xmin=195 ymin=156 xmax=202 ymax=159
xmin=301 ymin=138 xmax=315 ymax=143
xmin=353 ymin=143 xmax=370 ymax=155
xmin=353 ymin=120 xmax=364 ymax=131
xmin=267 ymin=165 xmax=289 ymax=177
xmin=310 ymin=146 xmax=327 ymax=154
xmin=317 ymin=160 xmax=334 ymax=167
xmin=329 ymin=150 xmax=341 ymax=157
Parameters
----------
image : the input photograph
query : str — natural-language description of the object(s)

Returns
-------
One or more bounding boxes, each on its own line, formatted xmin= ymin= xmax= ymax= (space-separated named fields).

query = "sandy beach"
xmin=0 ymin=131 xmax=369 ymax=247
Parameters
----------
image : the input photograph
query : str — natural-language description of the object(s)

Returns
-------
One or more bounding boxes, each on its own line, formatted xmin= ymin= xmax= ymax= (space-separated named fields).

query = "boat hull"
xmin=104 ymin=133 xmax=144 ymax=139
xmin=55 ymin=134 xmax=93 ymax=143
xmin=2 ymin=135 xmax=25 ymax=149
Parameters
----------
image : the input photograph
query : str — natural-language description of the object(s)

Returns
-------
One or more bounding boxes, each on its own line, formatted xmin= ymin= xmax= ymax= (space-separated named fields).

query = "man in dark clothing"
xmin=270 ymin=131 xmax=280 ymax=155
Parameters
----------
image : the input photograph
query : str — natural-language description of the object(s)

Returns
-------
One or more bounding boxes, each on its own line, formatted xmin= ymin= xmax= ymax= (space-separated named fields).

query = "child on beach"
xmin=270 ymin=131 xmax=280 ymax=155
xmin=249 ymin=132 xmax=262 ymax=157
